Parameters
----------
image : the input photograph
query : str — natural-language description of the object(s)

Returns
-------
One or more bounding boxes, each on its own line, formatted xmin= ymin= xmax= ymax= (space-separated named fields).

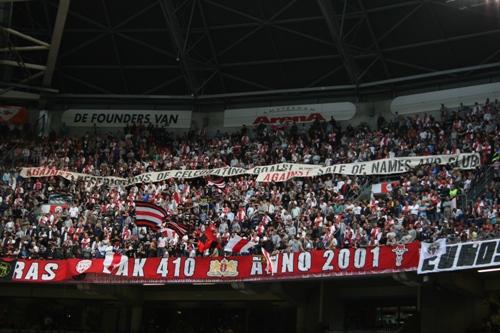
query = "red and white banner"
xmin=7 ymin=243 xmax=419 ymax=284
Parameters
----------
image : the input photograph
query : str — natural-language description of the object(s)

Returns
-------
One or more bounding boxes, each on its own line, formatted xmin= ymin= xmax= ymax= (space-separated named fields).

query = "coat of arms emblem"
xmin=392 ymin=245 xmax=408 ymax=267
xmin=207 ymin=258 xmax=239 ymax=277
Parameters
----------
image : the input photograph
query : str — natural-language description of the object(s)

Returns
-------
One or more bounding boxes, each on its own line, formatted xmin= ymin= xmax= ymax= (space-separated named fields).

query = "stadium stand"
xmin=0 ymin=99 xmax=497 ymax=260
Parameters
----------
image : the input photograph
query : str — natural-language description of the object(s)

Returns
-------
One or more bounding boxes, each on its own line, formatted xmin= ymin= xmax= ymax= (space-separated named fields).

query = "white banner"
xmin=255 ymin=153 xmax=480 ymax=182
xmin=223 ymin=102 xmax=356 ymax=127
xmin=19 ymin=153 xmax=480 ymax=186
xmin=61 ymin=109 xmax=192 ymax=128
xmin=418 ymin=239 xmax=500 ymax=274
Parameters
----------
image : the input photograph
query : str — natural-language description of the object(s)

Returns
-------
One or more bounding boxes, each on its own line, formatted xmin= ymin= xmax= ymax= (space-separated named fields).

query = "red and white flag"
xmin=134 ymin=201 xmax=167 ymax=230
xmin=207 ymin=178 xmax=226 ymax=189
xmin=371 ymin=181 xmax=399 ymax=195
xmin=224 ymin=235 xmax=256 ymax=254
xmin=167 ymin=221 xmax=188 ymax=236
xmin=103 ymin=253 xmax=128 ymax=274
xmin=161 ymin=227 xmax=177 ymax=240
xmin=261 ymin=247 xmax=275 ymax=275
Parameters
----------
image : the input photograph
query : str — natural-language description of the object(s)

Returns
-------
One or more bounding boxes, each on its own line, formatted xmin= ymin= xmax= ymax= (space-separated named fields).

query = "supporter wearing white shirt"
xmin=69 ymin=205 xmax=79 ymax=219
xmin=291 ymin=205 xmax=301 ymax=219
xmin=410 ymin=203 xmax=419 ymax=216
xmin=268 ymin=203 xmax=276 ymax=215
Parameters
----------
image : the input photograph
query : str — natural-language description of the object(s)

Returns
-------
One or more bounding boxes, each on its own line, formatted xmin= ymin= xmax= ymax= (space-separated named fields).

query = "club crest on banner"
xmin=76 ymin=260 xmax=93 ymax=274
xmin=207 ymin=258 xmax=239 ymax=277
xmin=392 ymin=245 xmax=409 ymax=267
xmin=425 ymin=241 xmax=444 ymax=257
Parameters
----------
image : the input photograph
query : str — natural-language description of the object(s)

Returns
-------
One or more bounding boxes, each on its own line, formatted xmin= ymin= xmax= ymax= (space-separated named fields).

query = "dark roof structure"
xmin=1 ymin=0 xmax=500 ymax=101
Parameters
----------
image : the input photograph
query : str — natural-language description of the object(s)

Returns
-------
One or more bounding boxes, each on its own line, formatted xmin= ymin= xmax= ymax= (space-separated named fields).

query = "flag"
xmin=161 ymin=227 xmax=178 ymax=240
xmin=371 ymin=181 xmax=399 ymax=195
xmin=261 ymin=247 xmax=275 ymax=276
xmin=172 ymin=190 xmax=181 ymax=205
xmin=0 ymin=258 xmax=16 ymax=281
xmin=103 ymin=253 xmax=128 ymax=274
xmin=421 ymin=238 xmax=447 ymax=260
xmin=224 ymin=235 xmax=257 ymax=254
xmin=198 ymin=228 xmax=217 ymax=253
xmin=167 ymin=221 xmax=188 ymax=236
xmin=134 ymin=201 xmax=167 ymax=230
xmin=207 ymin=178 xmax=226 ymax=189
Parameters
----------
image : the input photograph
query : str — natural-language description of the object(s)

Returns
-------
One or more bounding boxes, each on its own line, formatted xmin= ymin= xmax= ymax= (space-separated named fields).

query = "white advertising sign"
xmin=223 ymin=102 xmax=356 ymax=127
xmin=61 ymin=109 xmax=192 ymax=128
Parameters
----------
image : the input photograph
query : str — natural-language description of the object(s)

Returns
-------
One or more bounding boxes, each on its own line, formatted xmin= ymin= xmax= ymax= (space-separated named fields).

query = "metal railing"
xmin=458 ymin=165 xmax=496 ymax=210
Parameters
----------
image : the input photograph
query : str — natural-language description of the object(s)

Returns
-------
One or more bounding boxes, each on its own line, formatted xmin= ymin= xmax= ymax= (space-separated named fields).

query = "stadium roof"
xmin=1 ymin=0 xmax=500 ymax=101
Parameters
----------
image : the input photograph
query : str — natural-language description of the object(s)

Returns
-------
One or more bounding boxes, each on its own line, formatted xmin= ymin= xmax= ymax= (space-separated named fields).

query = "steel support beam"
xmin=306 ymin=64 xmax=344 ymax=87
xmin=0 ymin=45 xmax=48 ymax=52
xmin=60 ymin=71 xmax=114 ymax=94
xmin=61 ymin=65 xmax=180 ymax=70
xmin=221 ymin=72 xmax=273 ymax=91
xmin=384 ymin=29 xmax=500 ymax=52
xmin=143 ymin=74 xmax=184 ymax=95
xmin=0 ymin=26 xmax=49 ymax=47
xmin=18 ymin=16 xmax=327 ymax=34
xmin=0 ymin=80 xmax=58 ymax=93
xmin=374 ymin=4 xmax=423 ymax=46
xmin=113 ymin=1 xmax=158 ymax=30
xmin=204 ymin=0 xmax=333 ymax=60
xmin=196 ymin=61 xmax=500 ymax=99
xmin=42 ymin=0 xmax=70 ymax=87
xmin=197 ymin=0 xmax=226 ymax=93
xmin=222 ymin=54 xmax=341 ymax=67
xmin=60 ymin=3 xmax=177 ymax=59
xmin=357 ymin=0 xmax=390 ymax=79
xmin=159 ymin=0 xmax=199 ymax=94
xmin=54 ymin=61 xmax=500 ymax=100
xmin=102 ymin=0 xmax=127 ymax=93
xmin=61 ymin=55 xmax=344 ymax=70
xmin=0 ymin=59 xmax=45 ymax=70
xmin=0 ymin=70 xmax=43 ymax=96
xmin=212 ymin=0 xmax=299 ymax=59
xmin=317 ymin=0 xmax=360 ymax=84
xmin=386 ymin=59 xmax=436 ymax=73
xmin=116 ymin=32 xmax=176 ymax=58
xmin=344 ymin=0 xmax=422 ymax=18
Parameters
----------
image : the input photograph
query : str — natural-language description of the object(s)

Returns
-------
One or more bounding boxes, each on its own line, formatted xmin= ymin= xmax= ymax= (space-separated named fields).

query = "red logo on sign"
xmin=253 ymin=113 xmax=325 ymax=125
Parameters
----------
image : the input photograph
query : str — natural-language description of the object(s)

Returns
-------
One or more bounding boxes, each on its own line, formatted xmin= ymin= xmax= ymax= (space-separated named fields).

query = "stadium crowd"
xmin=0 ymin=99 xmax=498 ymax=259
